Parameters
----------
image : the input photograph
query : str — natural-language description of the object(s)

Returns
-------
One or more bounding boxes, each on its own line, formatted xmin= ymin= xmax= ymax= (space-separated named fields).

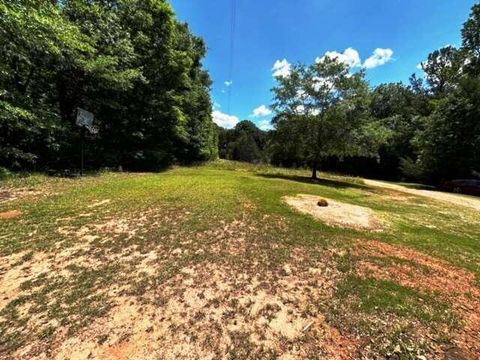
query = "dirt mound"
xmin=284 ymin=194 xmax=385 ymax=231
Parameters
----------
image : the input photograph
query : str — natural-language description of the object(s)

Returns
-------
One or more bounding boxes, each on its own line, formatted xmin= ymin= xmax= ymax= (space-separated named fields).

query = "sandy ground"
xmin=3 ymin=227 xmax=478 ymax=359
xmin=283 ymin=194 xmax=385 ymax=231
xmin=364 ymin=179 xmax=480 ymax=211
xmin=0 ymin=236 xmax=359 ymax=359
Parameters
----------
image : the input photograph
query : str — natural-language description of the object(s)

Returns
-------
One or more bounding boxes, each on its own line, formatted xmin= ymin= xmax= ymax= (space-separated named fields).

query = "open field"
xmin=1 ymin=161 xmax=479 ymax=359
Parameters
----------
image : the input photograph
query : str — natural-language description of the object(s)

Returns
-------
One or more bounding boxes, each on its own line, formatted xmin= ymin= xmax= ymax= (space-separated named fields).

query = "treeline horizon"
xmin=1 ymin=2 xmax=479 ymax=186
xmin=221 ymin=3 xmax=480 ymax=185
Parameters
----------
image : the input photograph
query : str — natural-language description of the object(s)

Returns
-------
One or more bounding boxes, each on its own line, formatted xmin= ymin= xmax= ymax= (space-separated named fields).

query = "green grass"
xmin=1 ymin=160 xmax=479 ymax=356
xmin=2 ymin=161 xmax=479 ymax=271
xmin=337 ymin=275 xmax=457 ymax=325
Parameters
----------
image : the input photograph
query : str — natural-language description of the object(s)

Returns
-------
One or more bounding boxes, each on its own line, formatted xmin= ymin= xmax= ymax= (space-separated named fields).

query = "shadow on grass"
xmin=257 ymin=173 xmax=370 ymax=190
xmin=398 ymin=182 xmax=437 ymax=191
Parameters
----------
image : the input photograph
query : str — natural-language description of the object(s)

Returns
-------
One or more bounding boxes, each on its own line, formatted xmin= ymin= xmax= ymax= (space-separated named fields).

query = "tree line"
xmin=0 ymin=0 xmax=218 ymax=173
xmin=2 ymin=2 xmax=479 ymax=185
xmin=221 ymin=4 xmax=480 ymax=184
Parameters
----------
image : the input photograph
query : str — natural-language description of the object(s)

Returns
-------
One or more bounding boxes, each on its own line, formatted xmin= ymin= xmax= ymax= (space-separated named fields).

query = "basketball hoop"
xmin=75 ymin=108 xmax=96 ymax=176
xmin=76 ymin=108 xmax=96 ymax=133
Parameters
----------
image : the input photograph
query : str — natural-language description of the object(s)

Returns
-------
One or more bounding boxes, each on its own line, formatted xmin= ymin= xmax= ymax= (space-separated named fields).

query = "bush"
xmin=0 ymin=167 xmax=12 ymax=180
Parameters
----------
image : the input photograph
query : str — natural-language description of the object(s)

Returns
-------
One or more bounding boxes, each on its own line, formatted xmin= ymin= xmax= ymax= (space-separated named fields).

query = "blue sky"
xmin=170 ymin=0 xmax=476 ymax=129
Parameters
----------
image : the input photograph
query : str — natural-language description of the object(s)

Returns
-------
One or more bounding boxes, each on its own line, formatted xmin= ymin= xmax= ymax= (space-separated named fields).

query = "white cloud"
xmin=416 ymin=63 xmax=426 ymax=73
xmin=252 ymin=105 xmax=272 ymax=118
xmin=294 ymin=105 xmax=320 ymax=116
xmin=296 ymin=105 xmax=305 ymax=114
xmin=212 ymin=110 xmax=239 ymax=129
xmin=312 ymin=76 xmax=334 ymax=91
xmin=224 ymin=80 xmax=233 ymax=87
xmin=363 ymin=48 xmax=394 ymax=69
xmin=272 ymin=59 xmax=292 ymax=78
xmin=316 ymin=47 xmax=361 ymax=68
xmin=258 ymin=120 xmax=273 ymax=131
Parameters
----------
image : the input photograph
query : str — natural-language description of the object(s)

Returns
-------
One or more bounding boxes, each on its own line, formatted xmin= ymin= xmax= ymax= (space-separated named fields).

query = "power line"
xmin=227 ymin=0 xmax=237 ymax=113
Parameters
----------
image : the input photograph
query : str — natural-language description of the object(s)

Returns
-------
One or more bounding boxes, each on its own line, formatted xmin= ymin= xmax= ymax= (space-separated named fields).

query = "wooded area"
xmin=0 ymin=0 xmax=217 ymax=172
xmin=1 ymin=2 xmax=479 ymax=185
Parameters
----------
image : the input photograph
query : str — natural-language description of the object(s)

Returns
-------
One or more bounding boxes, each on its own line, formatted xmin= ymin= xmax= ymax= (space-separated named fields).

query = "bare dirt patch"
xmin=354 ymin=240 xmax=480 ymax=357
xmin=0 ymin=238 xmax=104 ymax=314
xmin=364 ymin=179 xmax=480 ymax=211
xmin=55 ymin=208 xmax=176 ymax=244
xmin=2 ymin=237 xmax=360 ymax=360
xmin=0 ymin=252 xmax=51 ymax=310
xmin=44 ymin=261 xmax=358 ymax=360
xmin=242 ymin=200 xmax=256 ymax=210
xmin=0 ymin=187 xmax=46 ymax=203
xmin=284 ymin=194 xmax=385 ymax=231
xmin=0 ymin=210 xmax=22 ymax=220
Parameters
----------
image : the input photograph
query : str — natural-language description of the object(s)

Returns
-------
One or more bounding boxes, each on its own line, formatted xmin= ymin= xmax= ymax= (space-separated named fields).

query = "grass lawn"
xmin=0 ymin=160 xmax=479 ymax=359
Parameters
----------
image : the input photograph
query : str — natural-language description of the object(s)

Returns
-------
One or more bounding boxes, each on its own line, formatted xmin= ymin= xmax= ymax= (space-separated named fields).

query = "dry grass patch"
xmin=1 ymin=217 xmax=362 ymax=360
xmin=0 ymin=188 xmax=46 ymax=203
xmin=87 ymin=199 xmax=112 ymax=208
xmin=14 ymin=259 xmax=359 ymax=360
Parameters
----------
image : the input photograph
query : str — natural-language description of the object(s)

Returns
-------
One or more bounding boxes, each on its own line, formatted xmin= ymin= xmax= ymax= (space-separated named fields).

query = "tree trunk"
xmin=311 ymin=164 xmax=318 ymax=180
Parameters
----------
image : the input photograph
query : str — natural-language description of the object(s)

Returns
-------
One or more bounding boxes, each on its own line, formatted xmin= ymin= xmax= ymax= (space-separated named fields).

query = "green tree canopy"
xmin=218 ymin=120 xmax=268 ymax=163
xmin=0 ymin=0 xmax=217 ymax=171
xmin=271 ymin=57 xmax=389 ymax=179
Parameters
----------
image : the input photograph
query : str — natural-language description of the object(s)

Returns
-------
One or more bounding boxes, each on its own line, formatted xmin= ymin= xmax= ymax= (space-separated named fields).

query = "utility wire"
xmin=227 ymin=0 xmax=237 ymax=113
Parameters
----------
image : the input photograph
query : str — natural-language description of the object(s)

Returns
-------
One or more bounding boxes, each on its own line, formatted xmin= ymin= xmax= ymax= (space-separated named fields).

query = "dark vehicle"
xmin=441 ymin=179 xmax=480 ymax=196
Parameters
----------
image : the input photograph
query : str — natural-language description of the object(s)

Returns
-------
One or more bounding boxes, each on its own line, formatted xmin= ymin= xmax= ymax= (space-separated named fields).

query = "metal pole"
xmin=80 ymin=128 xmax=85 ymax=177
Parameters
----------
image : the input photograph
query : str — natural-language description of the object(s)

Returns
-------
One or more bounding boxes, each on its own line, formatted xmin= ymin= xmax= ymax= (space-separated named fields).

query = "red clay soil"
xmin=354 ymin=240 xmax=480 ymax=358
xmin=0 ymin=210 xmax=23 ymax=220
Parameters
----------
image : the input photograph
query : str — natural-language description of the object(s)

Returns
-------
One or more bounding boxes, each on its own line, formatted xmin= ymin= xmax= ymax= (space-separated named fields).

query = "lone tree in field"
xmin=271 ymin=57 xmax=389 ymax=179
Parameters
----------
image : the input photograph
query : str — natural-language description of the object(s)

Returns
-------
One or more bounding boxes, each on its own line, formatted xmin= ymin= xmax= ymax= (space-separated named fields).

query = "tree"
xmin=413 ymin=77 xmax=480 ymax=181
xmin=421 ymin=46 xmax=462 ymax=96
xmin=174 ymin=23 xmax=218 ymax=163
xmin=107 ymin=1 xmax=217 ymax=170
xmin=218 ymin=120 xmax=268 ymax=163
xmin=409 ymin=4 xmax=480 ymax=182
xmin=270 ymin=114 xmax=311 ymax=168
xmin=462 ymin=3 xmax=480 ymax=72
xmin=367 ymin=79 xmax=431 ymax=180
xmin=399 ymin=3 xmax=480 ymax=183
xmin=0 ymin=1 xmax=92 ymax=169
xmin=0 ymin=0 xmax=217 ymax=171
xmin=271 ymin=57 xmax=389 ymax=179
